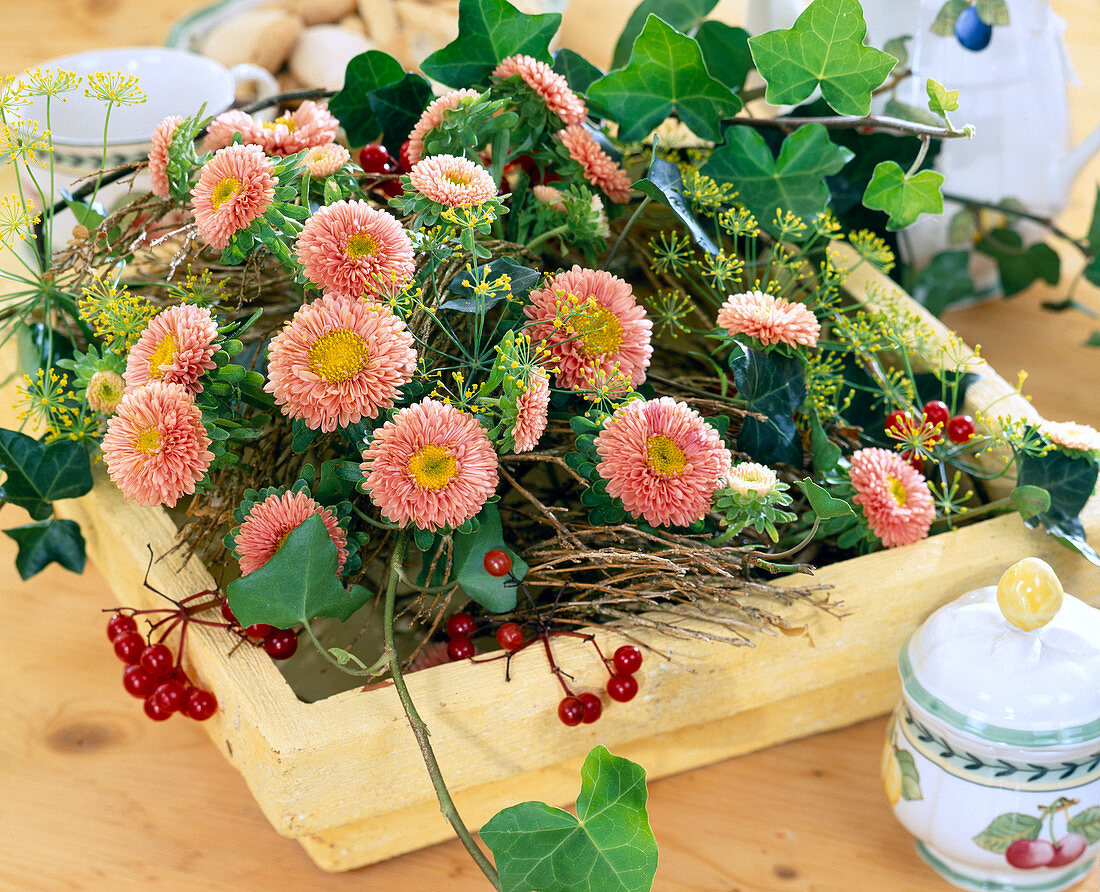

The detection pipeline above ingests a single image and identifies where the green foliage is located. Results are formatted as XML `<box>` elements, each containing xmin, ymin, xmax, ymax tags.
<box><xmin>482</xmin><ymin>745</ymin><xmax>658</xmax><ymax>892</ymax></box>
<box><xmin>0</xmin><ymin>428</ymin><xmax>93</xmax><ymax>520</ymax></box>
<box><xmin>442</xmin><ymin>257</ymin><xmax>542</xmax><ymax>312</ymax></box>
<box><xmin>728</xmin><ymin>343</ymin><xmax>806</xmax><ymax>466</ymax></box>
<box><xmin>748</xmin><ymin>0</ymin><xmax>896</xmax><ymax>116</ymax></box>
<box><xmin>1008</xmin><ymin>485</ymin><xmax>1051</xmax><ymax>521</ymax></box>
<box><xmin>449</xmin><ymin>501</ymin><xmax>527</xmax><ymax>612</ymax></box>
<box><xmin>552</xmin><ymin>49</ymin><xmax>604</xmax><ymax>96</ymax></box>
<box><xmin>976</xmin><ymin>229</ymin><xmax>1061</xmax><ymax>297</ymax></box>
<box><xmin>925</xmin><ymin>79</ymin><xmax>959</xmax><ymax>119</ymax></box>
<box><xmin>611</xmin><ymin>0</ymin><xmax>718</xmax><ymax>69</ymax></box>
<box><xmin>694</xmin><ymin>21</ymin><xmax>754</xmax><ymax>92</ymax></box>
<box><xmin>1016</xmin><ymin>448</ymin><xmax>1100</xmax><ymax>565</ymax></box>
<box><xmin>702</xmin><ymin>124</ymin><xmax>852</xmax><ymax>239</ymax></box>
<box><xmin>3</xmin><ymin>518</ymin><xmax>86</xmax><ymax>579</ymax></box>
<box><xmin>912</xmin><ymin>250</ymin><xmax>975</xmax><ymax>316</ymax></box>
<box><xmin>588</xmin><ymin>15</ymin><xmax>741</xmax><ymax>143</ymax></box>
<box><xmin>930</xmin><ymin>0</ymin><xmax>968</xmax><ymax>37</ymax></box>
<box><xmin>975</xmin><ymin>0</ymin><xmax>1010</xmax><ymax>26</ymax></box>
<box><xmin>894</xmin><ymin>749</ymin><xmax>923</xmax><ymax>801</ymax></box>
<box><xmin>795</xmin><ymin>478</ymin><xmax>853</xmax><ymax>519</ymax></box>
<box><xmin>715</xmin><ymin>479</ymin><xmax>795</xmax><ymax>542</ymax></box>
<box><xmin>328</xmin><ymin>51</ymin><xmax>406</xmax><ymax>146</ymax></box>
<box><xmin>567</xmin><ymin>416</ymin><xmax>631</xmax><ymax>526</ymax></box>
<box><xmin>368</xmin><ymin>73</ymin><xmax>435</xmax><ymax>150</ymax></box>
<box><xmin>635</xmin><ymin>153</ymin><xmax>719</xmax><ymax>255</ymax></box>
<box><xmin>1069</xmin><ymin>806</ymin><xmax>1100</xmax><ymax>844</ymax></box>
<box><xmin>862</xmin><ymin>161</ymin><xmax>945</xmax><ymax>231</ymax></box>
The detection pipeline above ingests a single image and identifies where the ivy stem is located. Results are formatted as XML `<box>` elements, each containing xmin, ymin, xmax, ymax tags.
<box><xmin>906</xmin><ymin>135</ymin><xmax>931</xmax><ymax>178</ymax></box>
<box><xmin>728</xmin><ymin>113</ymin><xmax>970</xmax><ymax>140</ymax></box>
<box><xmin>302</xmin><ymin>620</ymin><xmax>389</xmax><ymax>677</ymax></box>
<box><xmin>525</xmin><ymin>222</ymin><xmax>572</xmax><ymax>253</ymax></box>
<box><xmin>383</xmin><ymin>530</ymin><xmax>502</xmax><ymax>890</ymax></box>
<box><xmin>605</xmin><ymin>194</ymin><xmax>651</xmax><ymax>268</ymax></box>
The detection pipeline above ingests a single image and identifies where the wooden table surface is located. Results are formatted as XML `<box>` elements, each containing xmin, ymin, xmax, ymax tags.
<box><xmin>2</xmin><ymin>1</ymin><xmax>1099</xmax><ymax>889</ymax></box>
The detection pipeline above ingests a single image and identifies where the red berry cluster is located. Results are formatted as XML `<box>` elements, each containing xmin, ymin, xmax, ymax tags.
<box><xmin>357</xmin><ymin>141</ymin><xmax>411</xmax><ymax>199</ymax></box>
<box><xmin>220</xmin><ymin>601</ymin><xmax>299</xmax><ymax>660</ymax></box>
<box><xmin>556</xmin><ymin>645</ymin><xmax>643</xmax><ymax>727</ymax></box>
<box><xmin>886</xmin><ymin>400</ymin><xmax>975</xmax><ymax>473</ymax></box>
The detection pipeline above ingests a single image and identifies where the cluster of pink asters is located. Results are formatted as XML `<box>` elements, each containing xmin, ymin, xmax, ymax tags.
<box><xmin>848</xmin><ymin>448</ymin><xmax>935</xmax><ymax>548</ymax></box>
<box><xmin>512</xmin><ymin>368</ymin><xmax>551</xmax><ymax>453</ymax></box>
<box><xmin>409</xmin><ymin>155</ymin><xmax>498</xmax><ymax>208</ymax></box>
<box><xmin>205</xmin><ymin>101</ymin><xmax>338</xmax><ymax>155</ymax></box>
<box><xmin>405</xmin><ymin>88</ymin><xmax>481</xmax><ymax>165</ymax></box>
<box><xmin>716</xmin><ymin>290</ymin><xmax>821</xmax><ymax>349</ymax></box>
<box><xmin>148</xmin><ymin>115</ymin><xmax>183</xmax><ymax>199</ymax></box>
<box><xmin>123</xmin><ymin>304</ymin><xmax>219</xmax><ymax>394</ymax></box>
<box><xmin>492</xmin><ymin>54</ymin><xmax>587</xmax><ymax>125</ymax></box>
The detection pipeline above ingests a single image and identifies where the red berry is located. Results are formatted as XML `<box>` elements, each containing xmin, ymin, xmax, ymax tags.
<box><xmin>263</xmin><ymin>628</ymin><xmax>298</xmax><ymax>660</ymax></box>
<box><xmin>947</xmin><ymin>414</ymin><xmax>975</xmax><ymax>443</ymax></box>
<box><xmin>123</xmin><ymin>664</ymin><xmax>157</xmax><ymax>698</ymax></box>
<box><xmin>220</xmin><ymin>600</ymin><xmax>237</xmax><ymax>625</ymax></box>
<box><xmin>557</xmin><ymin>696</ymin><xmax>585</xmax><ymax>726</ymax></box>
<box><xmin>1005</xmin><ymin>838</ymin><xmax>1055</xmax><ymax>869</ymax></box>
<box><xmin>901</xmin><ymin>450</ymin><xmax>924</xmax><ymax>475</ymax></box>
<box><xmin>113</xmin><ymin>631</ymin><xmax>145</xmax><ymax>664</ymax></box>
<box><xmin>143</xmin><ymin>694</ymin><xmax>172</xmax><ymax>722</ymax></box>
<box><xmin>578</xmin><ymin>692</ymin><xmax>602</xmax><ymax>723</ymax></box>
<box><xmin>184</xmin><ymin>688</ymin><xmax>218</xmax><ymax>721</ymax></box>
<box><xmin>139</xmin><ymin>643</ymin><xmax>174</xmax><ymax>679</ymax></box>
<box><xmin>244</xmin><ymin>623</ymin><xmax>275</xmax><ymax>640</ymax></box>
<box><xmin>607</xmin><ymin>674</ymin><xmax>638</xmax><ymax>702</ymax></box>
<box><xmin>495</xmin><ymin>622</ymin><xmax>524</xmax><ymax>651</ymax></box>
<box><xmin>483</xmin><ymin>548</ymin><xmax>512</xmax><ymax>577</ymax></box>
<box><xmin>885</xmin><ymin>410</ymin><xmax>913</xmax><ymax>437</ymax></box>
<box><xmin>358</xmin><ymin>143</ymin><xmax>393</xmax><ymax>174</ymax></box>
<box><xmin>922</xmin><ymin>400</ymin><xmax>950</xmax><ymax>430</ymax></box>
<box><xmin>398</xmin><ymin>139</ymin><xmax>415</xmax><ymax>172</ymax></box>
<box><xmin>107</xmin><ymin>613</ymin><xmax>137</xmax><ymax>641</ymax></box>
<box><xmin>153</xmin><ymin>679</ymin><xmax>187</xmax><ymax>714</ymax></box>
<box><xmin>447</xmin><ymin>636</ymin><xmax>475</xmax><ymax>661</ymax></box>
<box><xmin>612</xmin><ymin>645</ymin><xmax>643</xmax><ymax>675</ymax></box>
<box><xmin>374</xmin><ymin>179</ymin><xmax>403</xmax><ymax>199</ymax></box>
<box><xmin>446</xmin><ymin>612</ymin><xmax>477</xmax><ymax>639</ymax></box>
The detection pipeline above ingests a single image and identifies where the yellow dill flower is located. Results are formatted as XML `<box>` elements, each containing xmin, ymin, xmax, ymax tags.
<box><xmin>0</xmin><ymin>119</ymin><xmax>51</xmax><ymax>164</ymax></box>
<box><xmin>811</xmin><ymin>210</ymin><xmax>842</xmax><ymax>237</ymax></box>
<box><xmin>649</xmin><ymin>230</ymin><xmax>693</xmax><ymax>274</ymax></box>
<box><xmin>701</xmin><ymin>250</ymin><xmax>744</xmax><ymax>290</ymax></box>
<box><xmin>0</xmin><ymin>195</ymin><xmax>38</xmax><ymax>244</ymax></box>
<box><xmin>78</xmin><ymin>279</ymin><xmax>157</xmax><ymax>353</ymax></box>
<box><xmin>21</xmin><ymin>68</ymin><xmax>81</xmax><ymax>99</ymax></box>
<box><xmin>848</xmin><ymin>229</ymin><xmax>896</xmax><ymax>274</ymax></box>
<box><xmin>719</xmin><ymin>205</ymin><xmax>759</xmax><ymax>238</ymax></box>
<box><xmin>83</xmin><ymin>71</ymin><xmax>146</xmax><ymax>106</ymax></box>
<box><xmin>681</xmin><ymin>168</ymin><xmax>736</xmax><ymax>217</ymax></box>
<box><xmin>646</xmin><ymin>289</ymin><xmax>693</xmax><ymax>338</ymax></box>
<box><xmin>773</xmin><ymin>209</ymin><xmax>807</xmax><ymax>239</ymax></box>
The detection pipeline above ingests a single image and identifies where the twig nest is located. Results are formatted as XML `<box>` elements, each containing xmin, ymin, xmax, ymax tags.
<box><xmin>295</xmin><ymin>0</ymin><xmax>358</xmax><ymax>25</ymax></box>
<box><xmin>200</xmin><ymin>8</ymin><xmax>305</xmax><ymax>74</ymax></box>
<box><xmin>289</xmin><ymin>25</ymin><xmax>375</xmax><ymax>91</ymax></box>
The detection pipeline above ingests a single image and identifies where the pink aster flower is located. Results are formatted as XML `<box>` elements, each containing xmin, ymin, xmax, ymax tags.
<box><xmin>86</xmin><ymin>370</ymin><xmax>125</xmax><ymax>415</ymax></box>
<box><xmin>124</xmin><ymin>303</ymin><xmax>219</xmax><ymax>394</ymax></box>
<box><xmin>102</xmin><ymin>380</ymin><xmax>214</xmax><ymax>508</ymax></box>
<box><xmin>492</xmin><ymin>54</ymin><xmax>587</xmax><ymax>125</ymax></box>
<box><xmin>205</xmin><ymin>101</ymin><xmax>338</xmax><ymax>155</ymax></box>
<box><xmin>406</xmin><ymin>88</ymin><xmax>481</xmax><ymax>165</ymax></box>
<box><xmin>360</xmin><ymin>399</ymin><xmax>499</xmax><ymax>532</ymax></box>
<box><xmin>594</xmin><ymin>397</ymin><xmax>732</xmax><ymax>527</ymax></box>
<box><xmin>533</xmin><ymin>184</ymin><xmax>565</xmax><ymax>211</ymax></box>
<box><xmin>265</xmin><ymin>294</ymin><xmax>417</xmax><ymax>433</ymax></box>
<box><xmin>409</xmin><ymin>154</ymin><xmax>497</xmax><ymax>207</ymax></box>
<box><xmin>556</xmin><ymin>124</ymin><xmax>633</xmax><ymax>204</ymax></box>
<box><xmin>1040</xmin><ymin>420</ymin><xmax>1100</xmax><ymax>454</ymax></box>
<box><xmin>235</xmin><ymin>490</ymin><xmax>349</xmax><ymax>576</ymax></box>
<box><xmin>524</xmin><ymin>266</ymin><xmax>652</xmax><ymax>392</ymax></box>
<box><xmin>848</xmin><ymin>447</ymin><xmax>935</xmax><ymax>548</ymax></box>
<box><xmin>203</xmin><ymin>109</ymin><xmax>265</xmax><ymax>152</ymax></box>
<box><xmin>726</xmin><ymin>462</ymin><xmax>778</xmax><ymax>498</ymax></box>
<box><xmin>717</xmin><ymin>290</ymin><xmax>821</xmax><ymax>348</ymax></box>
<box><xmin>191</xmin><ymin>143</ymin><xmax>277</xmax><ymax>250</ymax></box>
<box><xmin>513</xmin><ymin>368</ymin><xmax>550</xmax><ymax>453</ymax></box>
<box><xmin>296</xmin><ymin>199</ymin><xmax>415</xmax><ymax>298</ymax></box>
<box><xmin>303</xmin><ymin>143</ymin><xmax>350</xmax><ymax>178</ymax></box>
<box><xmin>148</xmin><ymin>115</ymin><xmax>182</xmax><ymax>199</ymax></box>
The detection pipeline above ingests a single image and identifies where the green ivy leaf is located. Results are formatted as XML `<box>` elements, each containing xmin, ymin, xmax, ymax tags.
<box><xmin>226</xmin><ymin>513</ymin><xmax>363</xmax><ymax>628</ymax></box>
<box><xmin>930</xmin><ymin>0</ymin><xmax>968</xmax><ymax>36</ymax></box>
<box><xmin>695</xmin><ymin>21</ymin><xmax>754</xmax><ymax>92</ymax></box>
<box><xmin>975</xmin><ymin>0</ymin><xmax>1010</xmax><ymax>26</ymax></box>
<box><xmin>976</xmin><ymin>229</ymin><xmax>1061</xmax><ymax>297</ymax></box>
<box><xmin>728</xmin><ymin>343</ymin><xmax>805</xmax><ymax>465</ymax></box>
<box><xmin>328</xmin><ymin>51</ymin><xmax>405</xmax><ymax>146</ymax></box>
<box><xmin>450</xmin><ymin>501</ymin><xmax>527</xmax><ymax>612</ymax></box>
<box><xmin>368</xmin><ymin>72</ymin><xmax>434</xmax><ymax>151</ymax></box>
<box><xmin>926</xmin><ymin>78</ymin><xmax>959</xmax><ymax>118</ymax></box>
<box><xmin>552</xmin><ymin>49</ymin><xmax>604</xmax><ymax>96</ymax></box>
<box><xmin>747</xmin><ymin>0</ymin><xmax>896</xmax><ymax>116</ymax></box>
<box><xmin>701</xmin><ymin>123</ymin><xmax>853</xmax><ymax>237</ymax></box>
<box><xmin>1009</xmin><ymin>485</ymin><xmax>1051</xmax><ymax>521</ymax></box>
<box><xmin>420</xmin><ymin>0</ymin><xmax>561</xmax><ymax>88</ymax></box>
<box><xmin>482</xmin><ymin>745</ymin><xmax>658</xmax><ymax>892</ymax></box>
<box><xmin>972</xmin><ymin>813</ymin><xmax>1042</xmax><ymax>854</ymax></box>
<box><xmin>3</xmin><ymin>518</ymin><xmax>86</xmax><ymax>579</ymax></box>
<box><xmin>587</xmin><ymin>15</ymin><xmax>742</xmax><ymax>143</ymax></box>
<box><xmin>895</xmin><ymin>749</ymin><xmax>923</xmax><ymax>801</ymax></box>
<box><xmin>796</xmin><ymin>478</ymin><xmax>853</xmax><ymax>519</ymax></box>
<box><xmin>912</xmin><ymin>250</ymin><xmax>975</xmax><ymax>316</ymax></box>
<box><xmin>1085</xmin><ymin>186</ymin><xmax>1100</xmax><ymax>252</ymax></box>
<box><xmin>611</xmin><ymin>0</ymin><xmax>718</xmax><ymax>69</ymax></box>
<box><xmin>808</xmin><ymin>412</ymin><xmax>842</xmax><ymax>474</ymax></box>
<box><xmin>1016</xmin><ymin>448</ymin><xmax>1100</xmax><ymax>565</ymax></box>
<box><xmin>883</xmin><ymin>35</ymin><xmax>910</xmax><ymax>70</ymax></box>
<box><xmin>862</xmin><ymin>161</ymin><xmax>945</xmax><ymax>231</ymax></box>
<box><xmin>1068</xmin><ymin>806</ymin><xmax>1100</xmax><ymax>844</ymax></box>
<box><xmin>635</xmin><ymin>152</ymin><xmax>719</xmax><ymax>254</ymax></box>
<box><xmin>0</xmin><ymin>428</ymin><xmax>94</xmax><ymax>520</ymax></box>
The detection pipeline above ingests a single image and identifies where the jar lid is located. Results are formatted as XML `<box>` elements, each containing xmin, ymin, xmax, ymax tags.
<box><xmin>901</xmin><ymin>564</ymin><xmax>1100</xmax><ymax>747</ymax></box>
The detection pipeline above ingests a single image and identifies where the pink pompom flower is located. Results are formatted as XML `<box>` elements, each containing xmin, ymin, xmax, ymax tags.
<box><xmin>360</xmin><ymin>399</ymin><xmax>499</xmax><ymax>532</ymax></box>
<box><xmin>190</xmin><ymin>143</ymin><xmax>277</xmax><ymax>250</ymax></box>
<box><xmin>203</xmin><ymin>110</ymin><xmax>265</xmax><ymax>152</ymax></box>
<box><xmin>148</xmin><ymin>115</ymin><xmax>182</xmax><ymax>199</ymax></box>
<box><xmin>717</xmin><ymin>290</ymin><xmax>821</xmax><ymax>349</ymax></box>
<box><xmin>406</xmin><ymin>88</ymin><xmax>481</xmax><ymax>165</ymax></box>
<box><xmin>234</xmin><ymin>490</ymin><xmax>349</xmax><ymax>576</ymax></box>
<box><xmin>123</xmin><ymin>303</ymin><xmax>219</xmax><ymax>394</ymax></box>
<box><xmin>492</xmin><ymin>54</ymin><xmax>587</xmax><ymax>125</ymax></box>
<box><xmin>524</xmin><ymin>265</ymin><xmax>652</xmax><ymax>392</ymax></box>
<box><xmin>532</xmin><ymin>184</ymin><xmax>565</xmax><ymax>211</ymax></box>
<box><xmin>556</xmin><ymin>124</ymin><xmax>633</xmax><ymax>204</ymax></box>
<box><xmin>295</xmin><ymin>199</ymin><xmax>415</xmax><ymax>298</ymax></box>
<box><xmin>408</xmin><ymin>154</ymin><xmax>497</xmax><ymax>208</ymax></box>
<box><xmin>303</xmin><ymin>144</ymin><xmax>350</xmax><ymax>178</ymax></box>
<box><xmin>205</xmin><ymin>101</ymin><xmax>338</xmax><ymax>155</ymax></box>
<box><xmin>594</xmin><ymin>397</ymin><xmax>732</xmax><ymax>527</ymax></box>
<box><xmin>512</xmin><ymin>368</ymin><xmax>550</xmax><ymax>453</ymax></box>
<box><xmin>265</xmin><ymin>294</ymin><xmax>417</xmax><ymax>433</ymax></box>
<box><xmin>102</xmin><ymin>380</ymin><xmax>214</xmax><ymax>508</ymax></box>
<box><xmin>848</xmin><ymin>447</ymin><xmax>935</xmax><ymax>548</ymax></box>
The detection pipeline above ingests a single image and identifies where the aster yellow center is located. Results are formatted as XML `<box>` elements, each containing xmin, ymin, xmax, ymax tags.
<box><xmin>263</xmin><ymin>115</ymin><xmax>297</xmax><ymax>132</ymax></box>
<box><xmin>345</xmin><ymin>232</ymin><xmax>380</xmax><ymax>259</ymax></box>
<box><xmin>888</xmin><ymin>476</ymin><xmax>908</xmax><ymax>506</ymax></box>
<box><xmin>211</xmin><ymin>176</ymin><xmax>241</xmax><ymax>210</ymax></box>
<box><xmin>445</xmin><ymin>169</ymin><xmax>474</xmax><ymax>186</ymax></box>
<box><xmin>308</xmin><ymin>329</ymin><xmax>370</xmax><ymax>383</ymax></box>
<box><xmin>275</xmin><ymin>529</ymin><xmax>292</xmax><ymax>552</ymax></box>
<box><xmin>571</xmin><ymin>298</ymin><xmax>622</xmax><ymax>357</ymax></box>
<box><xmin>134</xmin><ymin>426</ymin><xmax>160</xmax><ymax>455</ymax></box>
<box><xmin>148</xmin><ymin>334</ymin><xmax>177</xmax><ymax>377</ymax></box>
<box><xmin>646</xmin><ymin>435</ymin><xmax>686</xmax><ymax>477</ymax></box>
<box><xmin>408</xmin><ymin>444</ymin><xmax>457</xmax><ymax>490</ymax></box>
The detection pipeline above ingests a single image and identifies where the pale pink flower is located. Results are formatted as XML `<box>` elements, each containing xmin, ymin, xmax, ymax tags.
<box><xmin>86</xmin><ymin>370</ymin><xmax>125</xmax><ymax>415</ymax></box>
<box><xmin>492</xmin><ymin>54</ymin><xmax>587</xmax><ymax>125</ymax></box>
<box><xmin>234</xmin><ymin>490</ymin><xmax>349</xmax><ymax>576</ymax></box>
<box><xmin>303</xmin><ymin>143</ymin><xmax>350</xmax><ymax>178</ymax></box>
<box><xmin>102</xmin><ymin>381</ymin><xmax>214</xmax><ymax>508</ymax></box>
<box><xmin>556</xmin><ymin>124</ymin><xmax>633</xmax><ymax>204</ymax></box>
<box><xmin>513</xmin><ymin>368</ymin><xmax>550</xmax><ymax>453</ymax></box>
<box><xmin>296</xmin><ymin>199</ymin><xmax>415</xmax><ymax>298</ymax></box>
<box><xmin>265</xmin><ymin>294</ymin><xmax>417</xmax><ymax>433</ymax></box>
<box><xmin>124</xmin><ymin>303</ymin><xmax>219</xmax><ymax>394</ymax></box>
<box><xmin>524</xmin><ymin>266</ymin><xmax>652</xmax><ymax>392</ymax></box>
<box><xmin>717</xmin><ymin>290</ymin><xmax>820</xmax><ymax>348</ymax></box>
<box><xmin>406</xmin><ymin>88</ymin><xmax>481</xmax><ymax>165</ymax></box>
<box><xmin>360</xmin><ymin>399</ymin><xmax>499</xmax><ymax>532</ymax></box>
<box><xmin>204</xmin><ymin>110</ymin><xmax>266</xmax><ymax>152</ymax></box>
<box><xmin>148</xmin><ymin>115</ymin><xmax>182</xmax><ymax>199</ymax></box>
<box><xmin>849</xmin><ymin>447</ymin><xmax>935</xmax><ymax>548</ymax></box>
<box><xmin>1040</xmin><ymin>420</ymin><xmax>1100</xmax><ymax>454</ymax></box>
<box><xmin>205</xmin><ymin>101</ymin><xmax>338</xmax><ymax>155</ymax></box>
<box><xmin>409</xmin><ymin>154</ymin><xmax>497</xmax><ymax>207</ymax></box>
<box><xmin>190</xmin><ymin>143</ymin><xmax>277</xmax><ymax>250</ymax></box>
<box><xmin>594</xmin><ymin>397</ymin><xmax>732</xmax><ymax>527</ymax></box>
<box><xmin>726</xmin><ymin>462</ymin><xmax>778</xmax><ymax>498</ymax></box>
<box><xmin>533</xmin><ymin>184</ymin><xmax>565</xmax><ymax>211</ymax></box>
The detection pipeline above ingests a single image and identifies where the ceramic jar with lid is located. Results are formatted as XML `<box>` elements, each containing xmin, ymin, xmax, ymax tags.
<box><xmin>884</xmin><ymin>558</ymin><xmax>1100</xmax><ymax>891</ymax></box>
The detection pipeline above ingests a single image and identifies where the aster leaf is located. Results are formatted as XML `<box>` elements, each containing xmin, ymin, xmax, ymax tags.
<box><xmin>611</xmin><ymin>0</ymin><xmax>718</xmax><ymax>69</ymax></box>
<box><xmin>862</xmin><ymin>161</ymin><xmax>944</xmax><ymax>231</ymax></box>
<box><xmin>588</xmin><ymin>15</ymin><xmax>741</xmax><ymax>143</ymax></box>
<box><xmin>636</xmin><ymin>151</ymin><xmax>719</xmax><ymax>255</ymax></box>
<box><xmin>329</xmin><ymin>51</ymin><xmax>406</xmax><ymax>146</ymax></box>
<box><xmin>0</xmin><ymin>428</ymin><xmax>93</xmax><ymax>520</ymax></box>
<box><xmin>747</xmin><ymin>0</ymin><xmax>896</xmax><ymax>116</ymax></box>
<box><xmin>795</xmin><ymin>478</ymin><xmax>853</xmax><ymax>519</ymax></box>
<box><xmin>3</xmin><ymin>518</ymin><xmax>86</xmax><ymax>580</ymax></box>
<box><xmin>450</xmin><ymin>501</ymin><xmax>527</xmax><ymax>612</ymax></box>
<box><xmin>481</xmin><ymin>745</ymin><xmax>658</xmax><ymax>892</ymax></box>
<box><xmin>420</xmin><ymin>0</ymin><xmax>561</xmax><ymax>88</ymax></box>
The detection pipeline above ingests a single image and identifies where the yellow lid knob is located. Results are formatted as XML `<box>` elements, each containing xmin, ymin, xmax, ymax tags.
<box><xmin>996</xmin><ymin>557</ymin><xmax>1064</xmax><ymax>632</ymax></box>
